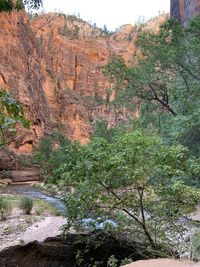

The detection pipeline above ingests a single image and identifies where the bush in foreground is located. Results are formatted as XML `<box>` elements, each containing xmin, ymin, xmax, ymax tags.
<box><xmin>19</xmin><ymin>196</ymin><xmax>33</xmax><ymax>215</ymax></box>
<box><xmin>63</xmin><ymin>131</ymin><xmax>199</xmax><ymax>255</ymax></box>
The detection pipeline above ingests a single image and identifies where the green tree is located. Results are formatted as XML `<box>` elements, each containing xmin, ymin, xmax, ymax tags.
<box><xmin>0</xmin><ymin>0</ymin><xmax>42</xmax><ymax>12</ymax></box>
<box><xmin>105</xmin><ymin>17</ymin><xmax>200</xmax><ymax>159</ymax></box>
<box><xmin>0</xmin><ymin>89</ymin><xmax>29</xmax><ymax>147</ymax></box>
<box><xmin>102</xmin><ymin>24</ymin><xmax>109</xmax><ymax>35</ymax></box>
<box><xmin>92</xmin><ymin>120</ymin><xmax>126</xmax><ymax>143</ymax></box>
<box><xmin>105</xmin><ymin>20</ymin><xmax>186</xmax><ymax>118</ymax></box>
<box><xmin>162</xmin><ymin>17</ymin><xmax>200</xmax><ymax>158</ymax></box>
<box><xmin>104</xmin><ymin>18</ymin><xmax>199</xmax><ymax>118</ymax></box>
<box><xmin>34</xmin><ymin>134</ymin><xmax>79</xmax><ymax>183</ymax></box>
<box><xmin>63</xmin><ymin>131</ymin><xmax>199</xmax><ymax>253</ymax></box>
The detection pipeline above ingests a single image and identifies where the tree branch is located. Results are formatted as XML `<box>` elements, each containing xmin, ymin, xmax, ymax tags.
<box><xmin>148</xmin><ymin>83</ymin><xmax>177</xmax><ymax>116</ymax></box>
<box><xmin>177</xmin><ymin>61</ymin><xmax>200</xmax><ymax>82</ymax></box>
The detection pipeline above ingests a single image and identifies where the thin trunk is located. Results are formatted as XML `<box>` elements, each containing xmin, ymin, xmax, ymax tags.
<box><xmin>96</xmin><ymin>177</ymin><xmax>157</xmax><ymax>249</ymax></box>
<box><xmin>138</xmin><ymin>188</ymin><xmax>156</xmax><ymax>249</ymax></box>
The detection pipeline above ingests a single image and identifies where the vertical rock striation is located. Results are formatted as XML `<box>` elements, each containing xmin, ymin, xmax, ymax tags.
<box><xmin>0</xmin><ymin>11</ymin><xmax>166</xmax><ymax>153</ymax></box>
<box><xmin>171</xmin><ymin>0</ymin><xmax>200</xmax><ymax>25</ymax></box>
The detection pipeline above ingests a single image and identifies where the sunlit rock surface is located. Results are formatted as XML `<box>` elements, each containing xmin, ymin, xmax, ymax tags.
<box><xmin>0</xmin><ymin>11</ymin><xmax>166</xmax><ymax>153</ymax></box>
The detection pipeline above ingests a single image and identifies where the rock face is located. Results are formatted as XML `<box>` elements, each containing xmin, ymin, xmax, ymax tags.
<box><xmin>0</xmin><ymin>234</ymin><xmax>144</xmax><ymax>267</ymax></box>
<box><xmin>0</xmin><ymin>170</ymin><xmax>39</xmax><ymax>184</ymax></box>
<box><xmin>171</xmin><ymin>0</ymin><xmax>200</xmax><ymax>24</ymax></box>
<box><xmin>123</xmin><ymin>259</ymin><xmax>198</xmax><ymax>267</ymax></box>
<box><xmin>0</xmin><ymin>11</ymin><xmax>53</xmax><ymax>154</ymax></box>
<box><xmin>0</xmin><ymin>11</ymin><xmax>136</xmax><ymax>153</ymax></box>
<box><xmin>0</xmin><ymin>231</ymin><xmax>179</xmax><ymax>267</ymax></box>
<box><xmin>0</xmin><ymin>237</ymin><xmax>74</xmax><ymax>267</ymax></box>
<box><xmin>9</xmin><ymin>170</ymin><xmax>39</xmax><ymax>182</ymax></box>
<box><xmin>0</xmin><ymin>11</ymin><xmax>167</xmax><ymax>154</ymax></box>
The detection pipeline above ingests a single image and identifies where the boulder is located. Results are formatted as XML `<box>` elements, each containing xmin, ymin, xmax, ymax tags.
<box><xmin>0</xmin><ymin>179</ymin><xmax>12</xmax><ymax>185</ymax></box>
<box><xmin>123</xmin><ymin>259</ymin><xmax>198</xmax><ymax>267</ymax></box>
<box><xmin>0</xmin><ymin>233</ymin><xmax>150</xmax><ymax>267</ymax></box>
<box><xmin>0</xmin><ymin>237</ymin><xmax>75</xmax><ymax>267</ymax></box>
<box><xmin>10</xmin><ymin>170</ymin><xmax>39</xmax><ymax>182</ymax></box>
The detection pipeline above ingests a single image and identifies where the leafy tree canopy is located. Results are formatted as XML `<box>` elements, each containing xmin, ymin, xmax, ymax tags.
<box><xmin>34</xmin><ymin>133</ymin><xmax>73</xmax><ymax>183</ymax></box>
<box><xmin>105</xmin><ymin>17</ymin><xmax>200</xmax><ymax>115</ymax></box>
<box><xmin>0</xmin><ymin>0</ymin><xmax>42</xmax><ymax>12</ymax></box>
<box><xmin>62</xmin><ymin>131</ymin><xmax>199</xmax><ymax>252</ymax></box>
<box><xmin>104</xmin><ymin>17</ymin><xmax>200</xmax><ymax>159</ymax></box>
<box><xmin>0</xmin><ymin>89</ymin><xmax>29</xmax><ymax>147</ymax></box>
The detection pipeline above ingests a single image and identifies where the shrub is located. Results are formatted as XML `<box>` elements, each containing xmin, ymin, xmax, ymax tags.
<box><xmin>190</xmin><ymin>232</ymin><xmax>200</xmax><ymax>261</ymax></box>
<box><xmin>19</xmin><ymin>196</ymin><xmax>33</xmax><ymax>215</ymax></box>
<box><xmin>0</xmin><ymin>196</ymin><xmax>12</xmax><ymax>219</ymax></box>
<box><xmin>64</xmin><ymin>131</ymin><xmax>199</xmax><ymax>255</ymax></box>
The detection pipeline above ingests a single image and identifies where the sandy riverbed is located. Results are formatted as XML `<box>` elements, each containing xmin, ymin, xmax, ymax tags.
<box><xmin>0</xmin><ymin>215</ymin><xmax>67</xmax><ymax>251</ymax></box>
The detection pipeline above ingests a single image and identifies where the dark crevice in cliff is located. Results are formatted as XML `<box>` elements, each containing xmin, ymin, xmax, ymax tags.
<box><xmin>0</xmin><ymin>73</ymin><xmax>8</xmax><ymax>86</ymax></box>
<box><xmin>73</xmin><ymin>55</ymin><xmax>78</xmax><ymax>91</ymax></box>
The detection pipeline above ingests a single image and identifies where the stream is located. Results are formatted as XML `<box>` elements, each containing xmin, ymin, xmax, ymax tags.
<box><xmin>0</xmin><ymin>184</ymin><xmax>199</xmax><ymax>260</ymax></box>
<box><xmin>0</xmin><ymin>184</ymin><xmax>66</xmax><ymax>213</ymax></box>
<box><xmin>0</xmin><ymin>184</ymin><xmax>117</xmax><ymax>229</ymax></box>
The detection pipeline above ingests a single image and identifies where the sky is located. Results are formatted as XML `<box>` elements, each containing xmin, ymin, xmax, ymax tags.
<box><xmin>39</xmin><ymin>0</ymin><xmax>170</xmax><ymax>31</ymax></box>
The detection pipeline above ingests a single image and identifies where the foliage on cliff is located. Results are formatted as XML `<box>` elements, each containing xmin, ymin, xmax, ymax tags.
<box><xmin>0</xmin><ymin>89</ymin><xmax>29</xmax><ymax>147</ymax></box>
<box><xmin>105</xmin><ymin>17</ymin><xmax>200</xmax><ymax>160</ymax></box>
<box><xmin>32</xmin><ymin>16</ymin><xmax>200</xmax><ymax>262</ymax></box>
<box><xmin>0</xmin><ymin>0</ymin><xmax>42</xmax><ymax>12</ymax></box>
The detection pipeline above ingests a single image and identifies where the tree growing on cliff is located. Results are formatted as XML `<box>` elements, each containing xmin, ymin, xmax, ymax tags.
<box><xmin>0</xmin><ymin>0</ymin><xmax>42</xmax><ymax>12</ymax></box>
<box><xmin>104</xmin><ymin>17</ymin><xmax>200</xmax><ymax>161</ymax></box>
<box><xmin>104</xmin><ymin>18</ymin><xmax>200</xmax><ymax>117</ymax></box>
<box><xmin>62</xmin><ymin>131</ymin><xmax>199</xmax><ymax>254</ymax></box>
<box><xmin>104</xmin><ymin>19</ymin><xmax>186</xmax><ymax>118</ymax></box>
<box><xmin>34</xmin><ymin>132</ymin><xmax>72</xmax><ymax>182</ymax></box>
<box><xmin>0</xmin><ymin>89</ymin><xmax>29</xmax><ymax>147</ymax></box>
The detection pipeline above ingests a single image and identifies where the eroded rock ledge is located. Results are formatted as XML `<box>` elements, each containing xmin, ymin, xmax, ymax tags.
<box><xmin>0</xmin><ymin>237</ymin><xmax>73</xmax><ymax>267</ymax></box>
<box><xmin>0</xmin><ymin>232</ymin><xmax>170</xmax><ymax>267</ymax></box>
<box><xmin>1</xmin><ymin>232</ymin><xmax>198</xmax><ymax>267</ymax></box>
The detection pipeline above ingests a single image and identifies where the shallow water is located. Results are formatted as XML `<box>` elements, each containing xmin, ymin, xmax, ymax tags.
<box><xmin>0</xmin><ymin>184</ymin><xmax>66</xmax><ymax>213</ymax></box>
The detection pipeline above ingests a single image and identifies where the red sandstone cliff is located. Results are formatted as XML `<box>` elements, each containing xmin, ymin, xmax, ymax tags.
<box><xmin>0</xmin><ymin>11</ymin><xmax>167</xmax><ymax>154</ymax></box>
<box><xmin>171</xmin><ymin>0</ymin><xmax>200</xmax><ymax>24</ymax></box>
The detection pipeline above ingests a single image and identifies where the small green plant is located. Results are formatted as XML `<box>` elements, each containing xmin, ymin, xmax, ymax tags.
<box><xmin>120</xmin><ymin>258</ymin><xmax>133</xmax><ymax>265</ymax></box>
<box><xmin>0</xmin><ymin>170</ymin><xmax>11</xmax><ymax>178</ymax></box>
<box><xmin>18</xmin><ymin>239</ymin><xmax>25</xmax><ymax>245</ymax></box>
<box><xmin>0</xmin><ymin>196</ymin><xmax>12</xmax><ymax>220</ymax></box>
<box><xmin>4</xmin><ymin>225</ymin><xmax>15</xmax><ymax>234</ymax></box>
<box><xmin>75</xmin><ymin>250</ymin><xmax>84</xmax><ymax>266</ymax></box>
<box><xmin>190</xmin><ymin>232</ymin><xmax>200</xmax><ymax>262</ymax></box>
<box><xmin>19</xmin><ymin>196</ymin><xmax>33</xmax><ymax>215</ymax></box>
<box><xmin>107</xmin><ymin>255</ymin><xmax>118</xmax><ymax>267</ymax></box>
<box><xmin>5</xmin><ymin>223</ymin><xmax>26</xmax><ymax>234</ymax></box>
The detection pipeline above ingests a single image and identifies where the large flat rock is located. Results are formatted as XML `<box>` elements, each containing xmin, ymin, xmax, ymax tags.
<box><xmin>10</xmin><ymin>170</ymin><xmax>39</xmax><ymax>182</ymax></box>
<box><xmin>123</xmin><ymin>259</ymin><xmax>199</xmax><ymax>267</ymax></box>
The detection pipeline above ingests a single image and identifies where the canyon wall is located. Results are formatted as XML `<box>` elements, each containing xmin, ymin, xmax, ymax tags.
<box><xmin>0</xmin><ymin>11</ymin><xmax>166</xmax><ymax>154</ymax></box>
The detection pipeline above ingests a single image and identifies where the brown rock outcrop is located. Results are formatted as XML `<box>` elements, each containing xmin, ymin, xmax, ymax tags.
<box><xmin>0</xmin><ymin>237</ymin><xmax>74</xmax><ymax>267</ymax></box>
<box><xmin>0</xmin><ymin>232</ymin><xmax>181</xmax><ymax>267</ymax></box>
<box><xmin>171</xmin><ymin>0</ymin><xmax>200</xmax><ymax>25</ymax></box>
<box><xmin>0</xmin><ymin>11</ymin><xmax>52</xmax><ymax>153</ymax></box>
<box><xmin>0</xmin><ymin>234</ymin><xmax>143</xmax><ymax>267</ymax></box>
<box><xmin>9</xmin><ymin>170</ymin><xmax>39</xmax><ymax>182</ymax></box>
